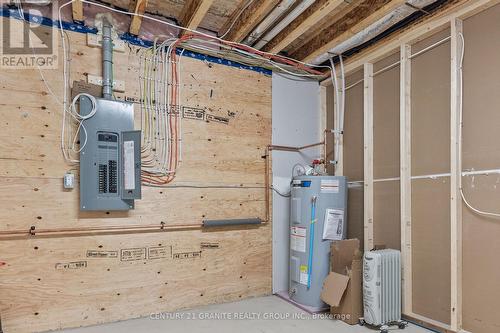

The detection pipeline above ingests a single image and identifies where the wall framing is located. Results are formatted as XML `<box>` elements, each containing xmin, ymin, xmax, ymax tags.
<box><xmin>320</xmin><ymin>1</ymin><xmax>500</xmax><ymax>332</ymax></box>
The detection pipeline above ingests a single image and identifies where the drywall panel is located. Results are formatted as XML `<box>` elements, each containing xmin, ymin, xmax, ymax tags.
<box><xmin>410</xmin><ymin>31</ymin><xmax>451</xmax><ymax>325</ymax></box>
<box><xmin>0</xmin><ymin>19</ymin><xmax>272</xmax><ymax>333</ymax></box>
<box><xmin>373</xmin><ymin>53</ymin><xmax>400</xmax><ymax>250</ymax></box>
<box><xmin>411</xmin><ymin>178</ymin><xmax>451</xmax><ymax>325</ymax></box>
<box><xmin>411</xmin><ymin>30</ymin><xmax>450</xmax><ymax>176</ymax></box>
<box><xmin>461</xmin><ymin>4</ymin><xmax>500</xmax><ymax>333</ymax></box>
<box><xmin>271</xmin><ymin>74</ymin><xmax>320</xmax><ymax>293</ymax></box>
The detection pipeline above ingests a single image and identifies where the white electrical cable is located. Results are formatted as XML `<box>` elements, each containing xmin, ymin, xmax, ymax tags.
<box><xmin>48</xmin><ymin>0</ymin><xmax>336</xmax><ymax>167</ymax></box>
<box><xmin>458</xmin><ymin>32</ymin><xmax>500</xmax><ymax>218</ymax></box>
<box><xmin>56</xmin><ymin>0</ymin><xmax>331</xmax><ymax>73</ymax></box>
<box><xmin>329</xmin><ymin>55</ymin><xmax>346</xmax><ymax>167</ymax></box>
<box><xmin>68</xmin><ymin>93</ymin><xmax>98</xmax><ymax>153</ymax></box>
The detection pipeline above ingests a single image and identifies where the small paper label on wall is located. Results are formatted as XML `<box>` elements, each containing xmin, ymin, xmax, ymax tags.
<box><xmin>299</xmin><ymin>265</ymin><xmax>308</xmax><ymax>285</ymax></box>
<box><xmin>320</xmin><ymin>179</ymin><xmax>339</xmax><ymax>193</ymax></box>
<box><xmin>290</xmin><ymin>226</ymin><xmax>306</xmax><ymax>253</ymax></box>
<box><xmin>322</xmin><ymin>209</ymin><xmax>344</xmax><ymax>240</ymax></box>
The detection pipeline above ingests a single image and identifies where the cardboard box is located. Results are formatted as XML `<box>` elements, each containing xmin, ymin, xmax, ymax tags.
<box><xmin>320</xmin><ymin>239</ymin><xmax>363</xmax><ymax>325</ymax></box>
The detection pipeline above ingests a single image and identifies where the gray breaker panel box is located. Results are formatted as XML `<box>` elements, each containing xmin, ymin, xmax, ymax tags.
<box><xmin>79</xmin><ymin>96</ymin><xmax>140</xmax><ymax>211</ymax></box>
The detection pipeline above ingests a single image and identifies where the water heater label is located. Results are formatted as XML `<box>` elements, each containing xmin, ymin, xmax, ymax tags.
<box><xmin>290</xmin><ymin>226</ymin><xmax>306</xmax><ymax>253</ymax></box>
<box><xmin>299</xmin><ymin>265</ymin><xmax>308</xmax><ymax>285</ymax></box>
<box><xmin>322</xmin><ymin>209</ymin><xmax>344</xmax><ymax>240</ymax></box>
<box><xmin>320</xmin><ymin>179</ymin><xmax>339</xmax><ymax>193</ymax></box>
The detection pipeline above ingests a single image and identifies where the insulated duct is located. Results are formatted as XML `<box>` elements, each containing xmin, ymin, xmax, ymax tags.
<box><xmin>311</xmin><ymin>0</ymin><xmax>438</xmax><ymax>65</ymax></box>
<box><xmin>244</xmin><ymin>0</ymin><xmax>298</xmax><ymax>46</ymax></box>
<box><xmin>253</xmin><ymin>0</ymin><xmax>315</xmax><ymax>49</ymax></box>
<box><xmin>203</xmin><ymin>218</ymin><xmax>262</xmax><ymax>227</ymax></box>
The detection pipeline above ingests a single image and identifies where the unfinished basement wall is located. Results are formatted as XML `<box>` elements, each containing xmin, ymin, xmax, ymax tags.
<box><xmin>0</xmin><ymin>17</ymin><xmax>272</xmax><ymax>333</ymax></box>
<box><xmin>324</xmin><ymin>3</ymin><xmax>500</xmax><ymax>331</ymax></box>
<box><xmin>461</xmin><ymin>5</ymin><xmax>500</xmax><ymax>333</ymax></box>
<box><xmin>410</xmin><ymin>29</ymin><xmax>452</xmax><ymax>325</ymax></box>
<box><xmin>373</xmin><ymin>53</ymin><xmax>401</xmax><ymax>251</ymax></box>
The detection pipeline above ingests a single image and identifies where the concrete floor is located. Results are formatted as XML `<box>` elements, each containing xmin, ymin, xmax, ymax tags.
<box><xmin>58</xmin><ymin>295</ymin><xmax>431</xmax><ymax>333</ymax></box>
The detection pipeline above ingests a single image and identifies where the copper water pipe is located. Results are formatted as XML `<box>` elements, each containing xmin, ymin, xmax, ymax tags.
<box><xmin>0</xmin><ymin>140</ymin><xmax>328</xmax><ymax>239</ymax></box>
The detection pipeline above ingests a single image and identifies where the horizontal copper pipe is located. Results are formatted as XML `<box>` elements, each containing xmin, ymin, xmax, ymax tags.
<box><xmin>0</xmin><ymin>221</ymin><xmax>269</xmax><ymax>239</ymax></box>
<box><xmin>268</xmin><ymin>141</ymin><xmax>324</xmax><ymax>152</ymax></box>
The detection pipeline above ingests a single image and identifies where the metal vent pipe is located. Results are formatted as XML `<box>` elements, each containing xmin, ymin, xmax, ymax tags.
<box><xmin>102</xmin><ymin>17</ymin><xmax>113</xmax><ymax>99</ymax></box>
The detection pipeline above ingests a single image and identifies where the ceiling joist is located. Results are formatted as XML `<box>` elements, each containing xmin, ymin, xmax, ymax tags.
<box><xmin>262</xmin><ymin>0</ymin><xmax>346</xmax><ymax>53</ymax></box>
<box><xmin>292</xmin><ymin>0</ymin><xmax>407</xmax><ymax>63</ymax></box>
<box><xmin>129</xmin><ymin>0</ymin><xmax>148</xmax><ymax>36</ymax></box>
<box><xmin>72</xmin><ymin>0</ymin><xmax>84</xmax><ymax>22</ymax></box>
<box><xmin>219</xmin><ymin>0</ymin><xmax>281</xmax><ymax>42</ymax></box>
<box><xmin>179</xmin><ymin>0</ymin><xmax>216</xmax><ymax>33</ymax></box>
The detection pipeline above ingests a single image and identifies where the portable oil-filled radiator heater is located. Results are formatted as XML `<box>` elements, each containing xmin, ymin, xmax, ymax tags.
<box><xmin>360</xmin><ymin>249</ymin><xmax>408</xmax><ymax>333</ymax></box>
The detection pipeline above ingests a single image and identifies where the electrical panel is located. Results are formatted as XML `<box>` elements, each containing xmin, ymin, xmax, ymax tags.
<box><xmin>79</xmin><ymin>96</ymin><xmax>141</xmax><ymax>211</ymax></box>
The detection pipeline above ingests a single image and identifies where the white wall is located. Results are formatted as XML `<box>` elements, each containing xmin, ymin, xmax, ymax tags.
<box><xmin>272</xmin><ymin>74</ymin><xmax>321</xmax><ymax>293</ymax></box>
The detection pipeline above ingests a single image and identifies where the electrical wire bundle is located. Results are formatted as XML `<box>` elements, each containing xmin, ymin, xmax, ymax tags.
<box><xmin>177</xmin><ymin>34</ymin><xmax>327</xmax><ymax>78</ymax></box>
<box><xmin>139</xmin><ymin>36</ymin><xmax>191</xmax><ymax>186</ymax></box>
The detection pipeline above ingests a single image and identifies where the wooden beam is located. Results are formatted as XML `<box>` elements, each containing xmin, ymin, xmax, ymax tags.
<box><xmin>399</xmin><ymin>43</ymin><xmax>412</xmax><ymax>316</ymax></box>
<box><xmin>72</xmin><ymin>0</ymin><xmax>84</xmax><ymax>22</ymax></box>
<box><xmin>129</xmin><ymin>0</ymin><xmax>148</xmax><ymax>36</ymax></box>
<box><xmin>363</xmin><ymin>62</ymin><xmax>374</xmax><ymax>251</ymax></box>
<box><xmin>262</xmin><ymin>0</ymin><xmax>345</xmax><ymax>53</ymax></box>
<box><xmin>179</xmin><ymin>0</ymin><xmax>215</xmax><ymax>33</ymax></box>
<box><xmin>450</xmin><ymin>16</ymin><xmax>463</xmax><ymax>333</ymax></box>
<box><xmin>291</xmin><ymin>0</ymin><xmax>407</xmax><ymax>63</ymax></box>
<box><xmin>219</xmin><ymin>0</ymin><xmax>281</xmax><ymax>42</ymax></box>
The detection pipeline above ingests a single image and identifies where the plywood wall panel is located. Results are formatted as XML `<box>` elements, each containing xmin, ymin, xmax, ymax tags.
<box><xmin>461</xmin><ymin>4</ymin><xmax>500</xmax><ymax>332</ymax></box>
<box><xmin>0</xmin><ymin>227</ymin><xmax>271</xmax><ymax>333</ymax></box>
<box><xmin>0</xmin><ymin>18</ymin><xmax>272</xmax><ymax>332</ymax></box>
